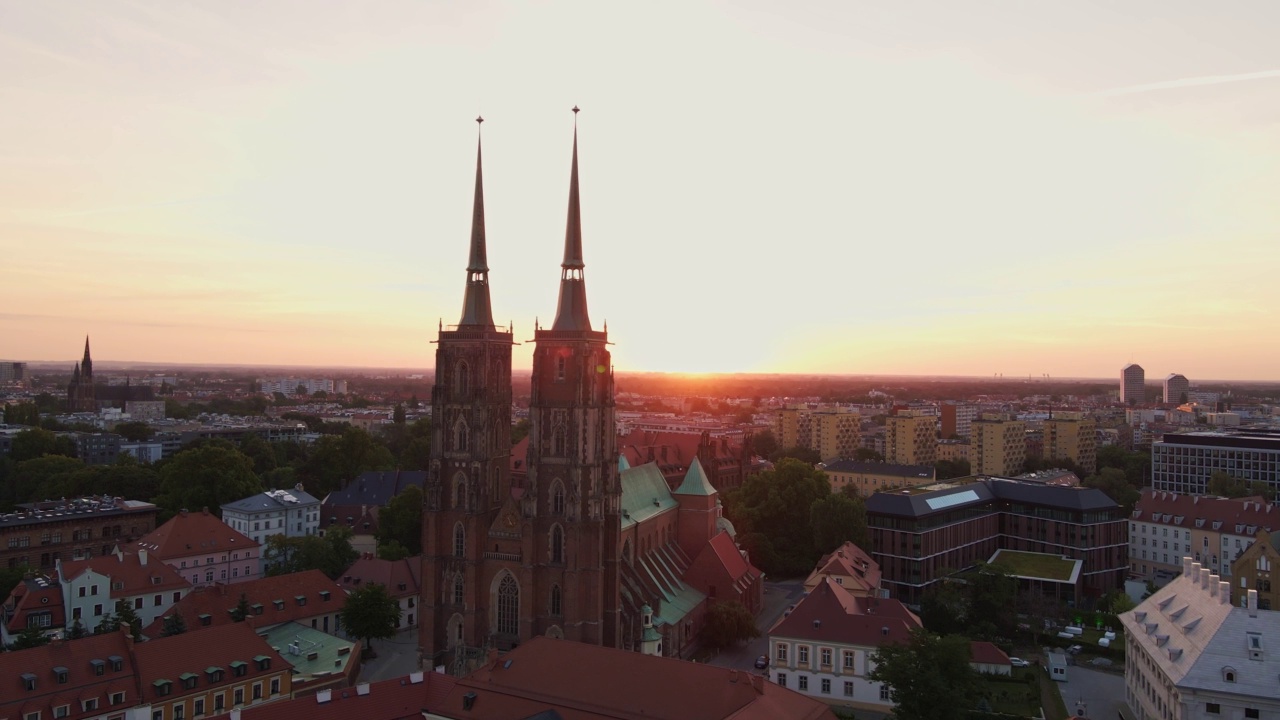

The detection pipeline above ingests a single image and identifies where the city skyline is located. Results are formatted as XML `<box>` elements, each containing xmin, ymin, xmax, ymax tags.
<box><xmin>4</xmin><ymin>2</ymin><xmax>1280</xmax><ymax>380</ymax></box>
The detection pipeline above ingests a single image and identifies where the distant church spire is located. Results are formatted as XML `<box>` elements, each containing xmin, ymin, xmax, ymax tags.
<box><xmin>81</xmin><ymin>336</ymin><xmax>92</xmax><ymax>377</ymax></box>
<box><xmin>551</xmin><ymin>107</ymin><xmax>592</xmax><ymax>333</ymax></box>
<box><xmin>458</xmin><ymin>116</ymin><xmax>495</xmax><ymax>328</ymax></box>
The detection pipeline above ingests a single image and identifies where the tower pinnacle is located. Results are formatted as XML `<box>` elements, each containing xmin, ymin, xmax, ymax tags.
<box><xmin>458</xmin><ymin>116</ymin><xmax>495</xmax><ymax>328</ymax></box>
<box><xmin>551</xmin><ymin>107</ymin><xmax>592</xmax><ymax>332</ymax></box>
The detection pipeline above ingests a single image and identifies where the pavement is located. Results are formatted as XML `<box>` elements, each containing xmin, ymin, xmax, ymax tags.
<box><xmin>358</xmin><ymin>626</ymin><xmax>423</xmax><ymax>682</ymax></box>
<box><xmin>708</xmin><ymin>580</ymin><xmax>807</xmax><ymax>672</ymax></box>
<box><xmin>1054</xmin><ymin>664</ymin><xmax>1129</xmax><ymax>720</ymax></box>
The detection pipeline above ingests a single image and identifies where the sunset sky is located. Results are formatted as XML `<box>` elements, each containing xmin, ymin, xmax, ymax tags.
<box><xmin>3</xmin><ymin>1</ymin><xmax>1279</xmax><ymax>380</ymax></box>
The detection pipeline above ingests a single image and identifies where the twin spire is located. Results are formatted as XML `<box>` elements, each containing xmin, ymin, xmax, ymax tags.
<box><xmin>456</xmin><ymin>109</ymin><xmax>592</xmax><ymax>333</ymax></box>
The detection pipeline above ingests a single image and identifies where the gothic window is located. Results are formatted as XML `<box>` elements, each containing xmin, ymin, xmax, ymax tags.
<box><xmin>551</xmin><ymin>525</ymin><xmax>565</xmax><ymax>564</ymax></box>
<box><xmin>550</xmin><ymin>584</ymin><xmax>562</xmax><ymax>616</ymax></box>
<box><xmin>456</xmin><ymin>361</ymin><xmax>470</xmax><ymax>396</ymax></box>
<box><xmin>496</xmin><ymin>574</ymin><xmax>519</xmax><ymax>636</ymax></box>
<box><xmin>453</xmin><ymin>417</ymin><xmax>470</xmax><ymax>453</ymax></box>
<box><xmin>552</xmin><ymin>427</ymin><xmax>566</xmax><ymax>457</ymax></box>
<box><xmin>622</xmin><ymin>539</ymin><xmax>633</xmax><ymax>565</ymax></box>
<box><xmin>551</xmin><ymin>481</ymin><xmax>565</xmax><ymax>516</ymax></box>
<box><xmin>556</xmin><ymin>356</ymin><xmax>566</xmax><ymax>382</ymax></box>
<box><xmin>453</xmin><ymin>474</ymin><xmax>467</xmax><ymax>509</ymax></box>
<box><xmin>453</xmin><ymin>523</ymin><xmax>465</xmax><ymax>558</ymax></box>
<box><xmin>452</xmin><ymin>573</ymin><xmax>464</xmax><ymax>605</ymax></box>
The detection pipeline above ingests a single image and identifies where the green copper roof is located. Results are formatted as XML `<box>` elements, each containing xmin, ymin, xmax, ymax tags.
<box><xmin>618</xmin><ymin>454</ymin><xmax>631</xmax><ymax>472</ymax></box>
<box><xmin>642</xmin><ymin>625</ymin><xmax>662</xmax><ymax>642</ymax></box>
<box><xmin>673</xmin><ymin>457</ymin><xmax>716</xmax><ymax>496</ymax></box>
<box><xmin>620</xmin><ymin>463</ymin><xmax>677</xmax><ymax>530</ymax></box>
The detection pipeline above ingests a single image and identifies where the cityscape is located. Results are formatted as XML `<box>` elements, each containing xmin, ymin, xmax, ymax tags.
<box><xmin>4</xmin><ymin>3</ymin><xmax>1280</xmax><ymax>720</ymax></box>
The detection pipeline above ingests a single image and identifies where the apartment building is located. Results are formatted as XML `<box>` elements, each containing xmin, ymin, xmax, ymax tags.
<box><xmin>0</xmin><ymin>495</ymin><xmax>158</xmax><ymax>571</ymax></box>
<box><xmin>971</xmin><ymin>414</ymin><xmax>1027</xmax><ymax>476</ymax></box>
<box><xmin>1151</xmin><ymin>431</ymin><xmax>1280</xmax><ymax>499</ymax></box>
<box><xmin>1128</xmin><ymin>490</ymin><xmax>1279</xmax><ymax>585</ymax></box>
<box><xmin>774</xmin><ymin>405</ymin><xmax>860</xmax><ymax>460</ymax></box>
<box><xmin>132</xmin><ymin>507</ymin><xmax>262</xmax><ymax>587</ymax></box>
<box><xmin>58</xmin><ymin>548</ymin><xmax>191</xmax><ymax>632</ymax></box>
<box><xmin>937</xmin><ymin>439</ymin><xmax>969</xmax><ymax>462</ymax></box>
<box><xmin>1121</xmin><ymin>364</ymin><xmax>1146</xmax><ymax>405</ymax></box>
<box><xmin>884</xmin><ymin>411</ymin><xmax>937</xmax><ymax>466</ymax></box>
<box><xmin>940</xmin><ymin>402</ymin><xmax>977</xmax><ymax>439</ymax></box>
<box><xmin>820</xmin><ymin>459</ymin><xmax>935</xmax><ymax>497</ymax></box>
<box><xmin>866</xmin><ymin>477</ymin><xmax>1127</xmax><ymax>606</ymax></box>
<box><xmin>1164</xmin><ymin>374</ymin><xmax>1190</xmax><ymax>405</ymax></box>
<box><xmin>1231</xmin><ymin>529</ymin><xmax>1280</xmax><ymax>610</ymax></box>
<box><xmin>1042</xmin><ymin>412</ymin><xmax>1097</xmax><ymax>475</ymax></box>
<box><xmin>222</xmin><ymin>485</ymin><xmax>322</xmax><ymax>546</ymax></box>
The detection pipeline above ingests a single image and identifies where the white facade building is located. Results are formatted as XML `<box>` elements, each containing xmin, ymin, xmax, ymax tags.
<box><xmin>57</xmin><ymin>549</ymin><xmax>191</xmax><ymax>632</ymax></box>
<box><xmin>258</xmin><ymin>378</ymin><xmax>336</xmax><ymax>395</ymax></box>
<box><xmin>221</xmin><ymin>484</ymin><xmax>322</xmax><ymax>546</ymax></box>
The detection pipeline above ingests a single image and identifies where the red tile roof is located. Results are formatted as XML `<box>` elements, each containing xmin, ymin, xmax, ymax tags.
<box><xmin>771</xmin><ymin>578</ymin><xmax>921</xmax><ymax>646</ymax></box>
<box><xmin>240</xmin><ymin>672</ymin><xmax>458</xmax><ymax>720</ymax></box>
<box><xmin>132</xmin><ymin>507</ymin><xmax>259</xmax><ymax>560</ymax></box>
<box><xmin>806</xmin><ymin>542</ymin><xmax>881</xmax><ymax>593</ymax></box>
<box><xmin>3</xmin><ymin>574</ymin><xmax>66</xmax><ymax>633</ymax></box>
<box><xmin>969</xmin><ymin>641</ymin><xmax>1011</xmax><ymax>666</ymax></box>
<box><xmin>139</xmin><ymin>569</ymin><xmax>344</xmax><ymax>638</ymax></box>
<box><xmin>1133</xmin><ymin>489</ymin><xmax>1279</xmax><ymax>533</ymax></box>
<box><xmin>435</xmin><ymin>637</ymin><xmax>835</xmax><ymax>719</ymax></box>
<box><xmin>0</xmin><ymin>628</ymin><xmax>137</xmax><ymax>720</ymax></box>
<box><xmin>697</xmin><ymin>531</ymin><xmax>761</xmax><ymax>594</ymax></box>
<box><xmin>132</xmin><ymin>622</ymin><xmax>287</xmax><ymax>704</ymax></box>
<box><xmin>338</xmin><ymin>555</ymin><xmax>421</xmax><ymax>600</ymax></box>
<box><xmin>60</xmin><ymin>549</ymin><xmax>191</xmax><ymax>599</ymax></box>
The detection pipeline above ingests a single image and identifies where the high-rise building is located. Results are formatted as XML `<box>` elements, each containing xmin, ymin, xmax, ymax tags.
<box><xmin>1120</xmin><ymin>363</ymin><xmax>1145</xmax><ymax>405</ymax></box>
<box><xmin>884</xmin><ymin>410</ymin><xmax>937</xmax><ymax>466</ymax></box>
<box><xmin>1042</xmin><ymin>412</ymin><xmax>1097</xmax><ymax>475</ymax></box>
<box><xmin>971</xmin><ymin>413</ymin><xmax>1026</xmax><ymax>476</ymax></box>
<box><xmin>0</xmin><ymin>362</ymin><xmax>26</xmax><ymax>383</ymax></box>
<box><xmin>774</xmin><ymin>406</ymin><xmax>810</xmax><ymax>450</ymax></box>
<box><xmin>66</xmin><ymin>337</ymin><xmax>96</xmax><ymax>412</ymax></box>
<box><xmin>1164</xmin><ymin>373</ymin><xmax>1190</xmax><ymax>405</ymax></box>
<box><xmin>939</xmin><ymin>402</ymin><xmax>977</xmax><ymax>439</ymax></box>
<box><xmin>809</xmin><ymin>410</ymin><xmax>861</xmax><ymax>461</ymax></box>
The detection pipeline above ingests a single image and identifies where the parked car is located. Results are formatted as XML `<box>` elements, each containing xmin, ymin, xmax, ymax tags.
<box><xmin>754</xmin><ymin>655</ymin><xmax>769</xmax><ymax>669</ymax></box>
<box><xmin>1010</xmin><ymin>657</ymin><xmax>1031</xmax><ymax>668</ymax></box>
<box><xmin>1068</xmin><ymin>645</ymin><xmax>1083</xmax><ymax>655</ymax></box>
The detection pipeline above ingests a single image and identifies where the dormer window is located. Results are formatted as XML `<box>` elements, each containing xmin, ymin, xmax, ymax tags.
<box><xmin>320</xmin><ymin>590</ymin><xmax>330</xmax><ymax>601</ymax></box>
<box><xmin>21</xmin><ymin>672</ymin><xmax>37</xmax><ymax>690</ymax></box>
<box><xmin>205</xmin><ymin>666</ymin><xmax>224</xmax><ymax>682</ymax></box>
<box><xmin>199</xmin><ymin>613</ymin><xmax>212</xmax><ymax>626</ymax></box>
<box><xmin>1248</xmin><ymin>633</ymin><xmax>1263</xmax><ymax>660</ymax></box>
<box><xmin>109</xmin><ymin>656</ymin><xmax>124</xmax><ymax>672</ymax></box>
<box><xmin>1196</xmin><ymin>519</ymin><xmax>1205</xmax><ymax>528</ymax></box>
<box><xmin>154</xmin><ymin>679</ymin><xmax>172</xmax><ymax>697</ymax></box>
<box><xmin>251</xmin><ymin>603</ymin><xmax>264</xmax><ymax>616</ymax></box>
<box><xmin>181</xmin><ymin>672</ymin><xmax>198</xmax><ymax>690</ymax></box>
<box><xmin>90</xmin><ymin>659</ymin><xmax>105</xmax><ymax>676</ymax></box>
<box><xmin>273</xmin><ymin>599</ymin><xmax>284</xmax><ymax>610</ymax></box>
<box><xmin>81</xmin><ymin>698</ymin><xmax>97</xmax><ymax>712</ymax></box>
<box><xmin>54</xmin><ymin>666</ymin><xmax>69</xmax><ymax>684</ymax></box>
<box><xmin>295</xmin><ymin>595</ymin><xmax>306</xmax><ymax>607</ymax></box>
<box><xmin>254</xmin><ymin>655</ymin><xmax>272</xmax><ymax>671</ymax></box>
<box><xmin>230</xmin><ymin>661</ymin><xmax>248</xmax><ymax>677</ymax></box>
<box><xmin>1223</xmin><ymin>667</ymin><xmax>1237</xmax><ymax>683</ymax></box>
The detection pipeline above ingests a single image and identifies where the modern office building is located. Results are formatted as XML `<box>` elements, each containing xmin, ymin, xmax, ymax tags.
<box><xmin>971</xmin><ymin>414</ymin><xmax>1027</xmax><ymax>476</ymax></box>
<box><xmin>1042</xmin><ymin>412</ymin><xmax>1097</xmax><ymax>475</ymax></box>
<box><xmin>1151</xmin><ymin>430</ymin><xmax>1280</xmax><ymax>499</ymax></box>
<box><xmin>1164</xmin><ymin>374</ymin><xmax>1190</xmax><ymax>405</ymax></box>
<box><xmin>866</xmin><ymin>477</ymin><xmax>1127</xmax><ymax>606</ymax></box>
<box><xmin>1121</xmin><ymin>363</ymin><xmax>1146</xmax><ymax>405</ymax></box>
<box><xmin>884</xmin><ymin>410</ymin><xmax>937</xmax><ymax>466</ymax></box>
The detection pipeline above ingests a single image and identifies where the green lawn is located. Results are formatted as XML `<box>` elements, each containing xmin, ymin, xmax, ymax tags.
<box><xmin>980</xmin><ymin>674</ymin><xmax>1041</xmax><ymax>718</ymax></box>
<box><xmin>990</xmin><ymin>550</ymin><xmax>1078</xmax><ymax>581</ymax></box>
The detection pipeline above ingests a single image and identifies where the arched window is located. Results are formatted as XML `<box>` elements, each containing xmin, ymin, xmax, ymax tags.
<box><xmin>551</xmin><ymin>525</ymin><xmax>565</xmax><ymax>564</ymax></box>
<box><xmin>552</xmin><ymin>427</ymin><xmax>566</xmax><ymax>457</ymax></box>
<box><xmin>622</xmin><ymin>538</ymin><xmax>633</xmax><ymax>565</ymax></box>
<box><xmin>452</xmin><ymin>573</ymin><xmax>464</xmax><ymax>605</ymax></box>
<box><xmin>453</xmin><ymin>417</ymin><xmax>469</xmax><ymax>453</ymax></box>
<box><xmin>454</xmin><ymin>475</ymin><xmax>467</xmax><ymax>509</ymax></box>
<box><xmin>550</xmin><ymin>584</ymin><xmax>562</xmax><ymax>616</ymax></box>
<box><xmin>453</xmin><ymin>523</ymin><xmax>465</xmax><ymax>558</ymax></box>
<box><xmin>551</xmin><ymin>481</ymin><xmax>565</xmax><ymax>516</ymax></box>
<box><xmin>496</xmin><ymin>574</ymin><xmax>519</xmax><ymax>636</ymax></box>
<box><xmin>456</xmin><ymin>361</ymin><xmax>470</xmax><ymax>396</ymax></box>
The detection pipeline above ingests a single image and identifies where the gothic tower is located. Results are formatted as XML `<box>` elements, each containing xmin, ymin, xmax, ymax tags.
<box><xmin>519</xmin><ymin>108</ymin><xmax>621</xmax><ymax>648</ymax></box>
<box><xmin>420</xmin><ymin>118</ymin><xmax>515</xmax><ymax>672</ymax></box>
<box><xmin>67</xmin><ymin>336</ymin><xmax>97</xmax><ymax>412</ymax></box>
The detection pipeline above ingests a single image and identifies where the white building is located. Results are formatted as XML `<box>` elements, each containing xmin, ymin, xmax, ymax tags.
<box><xmin>1121</xmin><ymin>557</ymin><xmax>1280</xmax><ymax>720</ymax></box>
<box><xmin>221</xmin><ymin>484</ymin><xmax>322</xmax><ymax>546</ymax></box>
<box><xmin>258</xmin><ymin>377</ymin><xmax>336</xmax><ymax>395</ymax></box>
<box><xmin>57</xmin><ymin>549</ymin><xmax>191</xmax><ymax>632</ymax></box>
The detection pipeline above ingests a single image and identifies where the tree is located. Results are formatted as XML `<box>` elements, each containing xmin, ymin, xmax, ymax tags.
<box><xmin>238</xmin><ymin>434</ymin><xmax>278</xmax><ymax>475</ymax></box>
<box><xmin>264</xmin><ymin>526</ymin><xmax>359</xmax><ymax>580</ymax></box>
<box><xmin>702</xmin><ymin>600</ymin><xmax>760</xmax><ymax>650</ymax></box>
<box><xmin>1084</xmin><ymin>467</ymin><xmax>1140</xmax><ymax>513</ymax></box>
<box><xmin>112</xmin><ymin>421</ymin><xmax>154</xmax><ymax>442</ymax></box>
<box><xmin>511</xmin><ymin>418</ymin><xmax>532</xmax><ymax>445</ymax></box>
<box><xmin>935</xmin><ymin>459</ymin><xmax>971</xmax><ymax>481</ymax></box>
<box><xmin>854</xmin><ymin>448</ymin><xmax>884</xmax><ymax>463</ymax></box>
<box><xmin>340</xmin><ymin>583</ymin><xmax>402</xmax><ymax>652</ymax></box>
<box><xmin>750</xmin><ymin>429</ymin><xmax>779</xmax><ymax>459</ymax></box>
<box><xmin>115</xmin><ymin>599</ymin><xmax>142</xmax><ymax>640</ymax></box>
<box><xmin>1207</xmin><ymin>471</ymin><xmax>1275</xmax><ymax>501</ymax></box>
<box><xmin>67</xmin><ymin>618</ymin><xmax>88</xmax><ymax>640</ymax></box>
<box><xmin>299</xmin><ymin>427</ymin><xmax>395</xmax><ymax>497</ymax></box>
<box><xmin>810</xmin><ymin>491</ymin><xmax>869</xmax><ymax>554</ymax></box>
<box><xmin>408</xmin><ymin>394</ymin><xmax>420</xmax><ymax>409</ymax></box>
<box><xmin>869</xmin><ymin>629</ymin><xmax>982</xmax><ymax>720</ymax></box>
<box><xmin>772</xmin><ymin>445</ymin><xmax>822</xmax><ymax>465</ymax></box>
<box><xmin>9</xmin><ymin>455</ymin><xmax>90</xmax><ymax>505</ymax></box>
<box><xmin>160</xmin><ymin>612</ymin><xmax>187</xmax><ymax>637</ymax></box>
<box><xmin>95</xmin><ymin>611</ymin><xmax>119</xmax><ymax>635</ymax></box>
<box><xmin>9</xmin><ymin>623</ymin><xmax>51</xmax><ymax>651</ymax></box>
<box><xmin>724</xmin><ymin>458</ymin><xmax>831</xmax><ymax>576</ymax></box>
<box><xmin>376</xmin><ymin>485</ymin><xmax>423</xmax><ymax>556</ymax></box>
<box><xmin>393</xmin><ymin>404</ymin><xmax>406</xmax><ymax>425</ymax></box>
<box><xmin>377</xmin><ymin>540</ymin><xmax>411</xmax><ymax>561</ymax></box>
<box><xmin>966</xmin><ymin>563</ymin><xmax>1017</xmax><ymax>640</ymax></box>
<box><xmin>10</xmin><ymin>427</ymin><xmax>77</xmax><ymax>462</ymax></box>
<box><xmin>231</xmin><ymin>592</ymin><xmax>251</xmax><ymax>622</ymax></box>
<box><xmin>155</xmin><ymin>441</ymin><xmax>263</xmax><ymax>519</ymax></box>
<box><xmin>919</xmin><ymin>579</ymin><xmax>967</xmax><ymax>636</ymax></box>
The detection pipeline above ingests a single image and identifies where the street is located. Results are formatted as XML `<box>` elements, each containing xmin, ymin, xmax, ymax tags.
<box><xmin>708</xmin><ymin>579</ymin><xmax>807</xmax><ymax>672</ymax></box>
<box><xmin>1055</xmin><ymin>664</ymin><xmax>1128</xmax><ymax>720</ymax></box>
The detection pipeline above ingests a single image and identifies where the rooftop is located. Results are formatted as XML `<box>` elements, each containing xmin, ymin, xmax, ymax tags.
<box><xmin>820</xmin><ymin>459</ymin><xmax>936</xmax><ymax>479</ymax></box>
<box><xmin>0</xmin><ymin>495</ymin><xmax>156</xmax><ymax>527</ymax></box>
<box><xmin>132</xmin><ymin>623</ymin><xmax>287</xmax><ymax>703</ymax></box>
<box><xmin>241</xmin><ymin>672</ymin><xmax>456</xmax><ymax>720</ymax></box>
<box><xmin>222</xmin><ymin>485</ymin><xmax>321</xmax><ymax>513</ymax></box>
<box><xmin>132</xmin><ymin>507</ymin><xmax>259</xmax><ymax>559</ymax></box>
<box><xmin>258</xmin><ymin>621</ymin><xmax>359</xmax><ymax>683</ymax></box>
<box><xmin>988</xmin><ymin>549</ymin><xmax>1081</xmax><ymax>583</ymax></box>
<box><xmin>140</xmin><ymin>569</ymin><xmax>344</xmax><ymax>637</ymax></box>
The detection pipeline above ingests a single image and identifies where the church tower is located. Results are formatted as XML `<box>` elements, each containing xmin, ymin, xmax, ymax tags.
<box><xmin>519</xmin><ymin>108</ymin><xmax>621</xmax><ymax>648</ymax></box>
<box><xmin>67</xmin><ymin>336</ymin><xmax>97</xmax><ymax>412</ymax></box>
<box><xmin>420</xmin><ymin>118</ymin><xmax>515</xmax><ymax>673</ymax></box>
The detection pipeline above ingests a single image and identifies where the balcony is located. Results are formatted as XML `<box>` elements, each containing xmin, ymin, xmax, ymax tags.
<box><xmin>484</xmin><ymin>551</ymin><xmax>521</xmax><ymax>562</ymax></box>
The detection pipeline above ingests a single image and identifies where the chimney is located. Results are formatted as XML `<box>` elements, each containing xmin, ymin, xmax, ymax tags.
<box><xmin>1219</xmin><ymin>581</ymin><xmax>1230</xmax><ymax>604</ymax></box>
<box><xmin>231</xmin><ymin>710</ymin><xmax>241</xmax><ymax>720</ymax></box>
<box><xmin>1248</xmin><ymin>589</ymin><xmax>1259</xmax><ymax>617</ymax></box>
<box><xmin>1209</xmin><ymin>575</ymin><xmax>1220</xmax><ymax>597</ymax></box>
<box><xmin>139</xmin><ymin>549</ymin><xmax>148</xmax><ymax>566</ymax></box>
<box><xmin>1199</xmin><ymin>568</ymin><xmax>1211</xmax><ymax>589</ymax></box>
<box><xmin>1182</xmin><ymin>556</ymin><xmax>1193</xmax><ymax>575</ymax></box>
<box><xmin>117</xmin><ymin>549</ymin><xmax>124</xmax><ymax>563</ymax></box>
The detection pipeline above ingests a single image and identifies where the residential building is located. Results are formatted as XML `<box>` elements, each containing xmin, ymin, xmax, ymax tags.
<box><xmin>1231</xmin><ymin>529</ymin><xmax>1280</xmax><ymax>610</ymax></box>
<box><xmin>0</xmin><ymin>628</ymin><xmax>141</xmax><ymax>720</ymax></box>
<box><xmin>133</xmin><ymin>622</ymin><xmax>293</xmax><ymax>719</ymax></box>
<box><xmin>58</xmin><ymin>548</ymin><xmax>191</xmax><ymax>633</ymax></box>
<box><xmin>819</xmin><ymin>459</ymin><xmax>935</xmax><ymax>497</ymax></box>
<box><xmin>257</xmin><ymin>621</ymin><xmax>361</xmax><ymax>696</ymax></box>
<box><xmin>884</xmin><ymin>411</ymin><xmax>937</xmax><ymax>466</ymax></box>
<box><xmin>319</xmin><ymin>470</ymin><xmax>426</xmax><ymax>555</ymax></box>
<box><xmin>0</xmin><ymin>572</ymin><xmax>64</xmax><ymax>647</ymax></box>
<box><xmin>1</xmin><ymin>495</ymin><xmax>158</xmax><ymax>571</ymax></box>
<box><xmin>1151</xmin><ymin>430</ymin><xmax>1280</xmax><ymax>499</ymax></box>
<box><xmin>971</xmin><ymin>414</ymin><xmax>1027</xmax><ymax>476</ymax></box>
<box><xmin>1042</xmin><ymin>412</ymin><xmax>1097</xmax><ymax>475</ymax></box>
<box><xmin>803</xmin><ymin>542</ymin><xmax>882</xmax><ymax>595</ymax></box>
<box><xmin>140</xmin><ymin>569</ymin><xmax>346</xmax><ymax>638</ymax></box>
<box><xmin>338</xmin><ymin>554</ymin><xmax>421</xmax><ymax>631</ymax></box>
<box><xmin>0</xmin><ymin>360</ymin><xmax>27</xmax><ymax>383</ymax></box>
<box><xmin>246</xmin><ymin>637</ymin><xmax>836</xmax><ymax>720</ymax></box>
<box><xmin>71</xmin><ymin>432</ymin><xmax>123</xmax><ymax>465</ymax></box>
<box><xmin>937</xmin><ymin>439</ymin><xmax>969</xmax><ymax>462</ymax></box>
<box><xmin>131</xmin><ymin>508</ymin><xmax>262</xmax><ymax>587</ymax></box>
<box><xmin>222</xmin><ymin>485</ymin><xmax>322</xmax><ymax>545</ymax></box>
<box><xmin>124</xmin><ymin>400</ymin><xmax>166</xmax><ymax>420</ymax></box>
<box><xmin>776</xmin><ymin>405</ymin><xmax>812</xmax><ymax>450</ymax></box>
<box><xmin>1164</xmin><ymin>374</ymin><xmax>1190</xmax><ymax>405</ymax></box>
<box><xmin>866</xmin><ymin>477</ymin><xmax>1127</xmax><ymax>605</ymax></box>
<box><xmin>1121</xmin><ymin>558</ymin><xmax>1280</xmax><ymax>720</ymax></box>
<box><xmin>1121</xmin><ymin>363</ymin><xmax>1145</xmax><ymax>405</ymax></box>
<box><xmin>810</xmin><ymin>410</ymin><xmax>862</xmax><ymax>461</ymax></box>
<box><xmin>258</xmin><ymin>378</ymin><xmax>337</xmax><ymax>395</ymax></box>
<box><xmin>1128</xmin><ymin>490</ymin><xmax>1278</xmax><ymax>585</ymax></box>
<box><xmin>940</xmin><ymin>402</ymin><xmax>977</xmax><ymax>439</ymax></box>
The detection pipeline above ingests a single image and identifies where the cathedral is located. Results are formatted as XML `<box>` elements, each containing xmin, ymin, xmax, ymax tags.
<box><xmin>420</xmin><ymin>112</ymin><xmax>762</xmax><ymax>674</ymax></box>
<box><xmin>66</xmin><ymin>336</ymin><xmax>97</xmax><ymax>412</ymax></box>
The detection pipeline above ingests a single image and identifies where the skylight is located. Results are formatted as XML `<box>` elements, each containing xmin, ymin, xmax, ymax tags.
<box><xmin>924</xmin><ymin>490</ymin><xmax>980</xmax><ymax>511</ymax></box>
